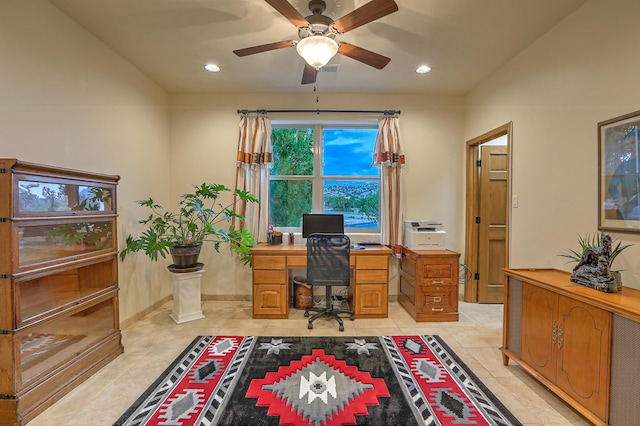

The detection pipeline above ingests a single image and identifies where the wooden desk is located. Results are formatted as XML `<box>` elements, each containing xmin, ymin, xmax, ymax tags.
<box><xmin>251</xmin><ymin>243</ymin><xmax>392</xmax><ymax>319</ymax></box>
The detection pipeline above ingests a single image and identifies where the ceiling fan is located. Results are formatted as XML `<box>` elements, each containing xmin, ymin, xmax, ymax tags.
<box><xmin>233</xmin><ymin>0</ymin><xmax>399</xmax><ymax>85</ymax></box>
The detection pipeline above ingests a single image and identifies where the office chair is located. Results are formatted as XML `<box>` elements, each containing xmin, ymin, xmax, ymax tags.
<box><xmin>304</xmin><ymin>233</ymin><xmax>354</xmax><ymax>331</ymax></box>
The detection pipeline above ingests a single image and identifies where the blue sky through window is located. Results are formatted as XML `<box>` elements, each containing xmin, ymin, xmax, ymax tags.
<box><xmin>323</xmin><ymin>128</ymin><xmax>379</xmax><ymax>176</ymax></box>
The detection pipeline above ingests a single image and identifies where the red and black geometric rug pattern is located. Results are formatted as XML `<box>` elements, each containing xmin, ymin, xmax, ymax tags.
<box><xmin>114</xmin><ymin>335</ymin><xmax>520</xmax><ymax>426</ymax></box>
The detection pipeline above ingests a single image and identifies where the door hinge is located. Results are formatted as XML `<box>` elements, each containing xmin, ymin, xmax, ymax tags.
<box><xmin>475</xmin><ymin>216</ymin><xmax>481</xmax><ymax>224</ymax></box>
<box><xmin>0</xmin><ymin>168</ymin><xmax>13</xmax><ymax>174</ymax></box>
<box><xmin>474</xmin><ymin>272</ymin><xmax>480</xmax><ymax>280</ymax></box>
<box><xmin>0</xmin><ymin>273</ymin><xmax>14</xmax><ymax>279</ymax></box>
<box><xmin>476</xmin><ymin>159</ymin><xmax>481</xmax><ymax>167</ymax></box>
<box><xmin>0</xmin><ymin>218</ymin><xmax>12</xmax><ymax>223</ymax></box>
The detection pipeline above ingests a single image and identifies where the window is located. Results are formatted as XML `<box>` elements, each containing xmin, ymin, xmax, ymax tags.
<box><xmin>270</xmin><ymin>123</ymin><xmax>380</xmax><ymax>234</ymax></box>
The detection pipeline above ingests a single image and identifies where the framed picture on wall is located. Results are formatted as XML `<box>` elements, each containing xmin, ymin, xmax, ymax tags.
<box><xmin>599</xmin><ymin>109</ymin><xmax>640</xmax><ymax>232</ymax></box>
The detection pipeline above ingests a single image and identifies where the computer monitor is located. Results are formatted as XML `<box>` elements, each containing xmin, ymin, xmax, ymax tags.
<box><xmin>302</xmin><ymin>214</ymin><xmax>344</xmax><ymax>238</ymax></box>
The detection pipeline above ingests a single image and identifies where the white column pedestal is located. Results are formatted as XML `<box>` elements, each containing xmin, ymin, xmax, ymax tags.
<box><xmin>168</xmin><ymin>268</ymin><xmax>205</xmax><ymax>324</ymax></box>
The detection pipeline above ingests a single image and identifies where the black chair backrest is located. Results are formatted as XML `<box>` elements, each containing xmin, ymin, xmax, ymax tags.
<box><xmin>306</xmin><ymin>233</ymin><xmax>351</xmax><ymax>287</ymax></box>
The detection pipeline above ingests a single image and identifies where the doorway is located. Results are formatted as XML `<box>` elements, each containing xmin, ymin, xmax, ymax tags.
<box><xmin>464</xmin><ymin>123</ymin><xmax>511</xmax><ymax>303</ymax></box>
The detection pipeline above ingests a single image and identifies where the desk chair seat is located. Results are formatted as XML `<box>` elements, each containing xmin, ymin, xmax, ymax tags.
<box><xmin>304</xmin><ymin>233</ymin><xmax>354</xmax><ymax>331</ymax></box>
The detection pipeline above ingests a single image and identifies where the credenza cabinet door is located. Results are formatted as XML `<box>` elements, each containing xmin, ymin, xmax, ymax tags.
<box><xmin>521</xmin><ymin>284</ymin><xmax>558</xmax><ymax>381</ymax></box>
<box><xmin>556</xmin><ymin>295</ymin><xmax>610</xmax><ymax>420</ymax></box>
<box><xmin>521</xmin><ymin>282</ymin><xmax>610</xmax><ymax>421</ymax></box>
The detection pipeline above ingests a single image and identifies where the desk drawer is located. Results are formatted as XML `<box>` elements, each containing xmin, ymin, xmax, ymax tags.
<box><xmin>356</xmin><ymin>255</ymin><xmax>388</xmax><ymax>270</ymax></box>
<box><xmin>286</xmin><ymin>256</ymin><xmax>306</xmax><ymax>268</ymax></box>
<box><xmin>253</xmin><ymin>255</ymin><xmax>286</xmax><ymax>270</ymax></box>
<box><xmin>253</xmin><ymin>270</ymin><xmax>286</xmax><ymax>284</ymax></box>
<box><xmin>356</xmin><ymin>269</ymin><xmax>388</xmax><ymax>284</ymax></box>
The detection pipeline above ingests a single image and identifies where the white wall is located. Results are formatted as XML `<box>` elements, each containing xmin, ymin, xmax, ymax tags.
<box><xmin>0</xmin><ymin>1</ymin><xmax>173</xmax><ymax>321</ymax></box>
<box><xmin>465</xmin><ymin>0</ymin><xmax>640</xmax><ymax>288</ymax></box>
<box><xmin>170</xmin><ymin>93</ymin><xmax>465</xmax><ymax>296</ymax></box>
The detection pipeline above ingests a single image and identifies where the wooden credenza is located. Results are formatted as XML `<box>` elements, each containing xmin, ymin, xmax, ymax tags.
<box><xmin>0</xmin><ymin>159</ymin><xmax>123</xmax><ymax>425</ymax></box>
<box><xmin>503</xmin><ymin>268</ymin><xmax>640</xmax><ymax>426</ymax></box>
<box><xmin>251</xmin><ymin>244</ymin><xmax>391</xmax><ymax>319</ymax></box>
<box><xmin>398</xmin><ymin>248</ymin><xmax>460</xmax><ymax>321</ymax></box>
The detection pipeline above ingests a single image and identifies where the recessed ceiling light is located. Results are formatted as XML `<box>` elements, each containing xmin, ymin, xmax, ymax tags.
<box><xmin>205</xmin><ymin>64</ymin><xmax>221</xmax><ymax>73</ymax></box>
<box><xmin>416</xmin><ymin>65</ymin><xmax>431</xmax><ymax>74</ymax></box>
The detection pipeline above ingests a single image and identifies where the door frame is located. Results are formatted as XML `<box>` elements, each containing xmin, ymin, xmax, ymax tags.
<box><xmin>463</xmin><ymin>122</ymin><xmax>512</xmax><ymax>303</ymax></box>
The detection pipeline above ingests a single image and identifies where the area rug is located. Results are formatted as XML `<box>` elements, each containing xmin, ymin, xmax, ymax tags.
<box><xmin>115</xmin><ymin>335</ymin><xmax>520</xmax><ymax>426</ymax></box>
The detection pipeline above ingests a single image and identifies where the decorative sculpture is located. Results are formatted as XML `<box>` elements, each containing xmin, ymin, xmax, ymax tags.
<box><xmin>570</xmin><ymin>235</ymin><xmax>620</xmax><ymax>293</ymax></box>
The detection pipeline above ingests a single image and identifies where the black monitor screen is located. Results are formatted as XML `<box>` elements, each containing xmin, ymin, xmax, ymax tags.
<box><xmin>302</xmin><ymin>214</ymin><xmax>344</xmax><ymax>238</ymax></box>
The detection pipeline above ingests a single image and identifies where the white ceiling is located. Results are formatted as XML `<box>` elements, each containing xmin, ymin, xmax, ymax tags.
<box><xmin>49</xmin><ymin>0</ymin><xmax>586</xmax><ymax>95</ymax></box>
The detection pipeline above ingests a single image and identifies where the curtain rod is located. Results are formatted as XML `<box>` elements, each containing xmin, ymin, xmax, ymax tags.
<box><xmin>237</xmin><ymin>109</ymin><xmax>400</xmax><ymax>116</ymax></box>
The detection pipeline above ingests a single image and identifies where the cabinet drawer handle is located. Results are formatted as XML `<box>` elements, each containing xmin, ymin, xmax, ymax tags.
<box><xmin>431</xmin><ymin>307</ymin><xmax>444</xmax><ymax>312</ymax></box>
<box><xmin>433</xmin><ymin>296</ymin><xmax>442</xmax><ymax>302</ymax></box>
<box><xmin>432</xmin><ymin>280</ymin><xmax>444</xmax><ymax>285</ymax></box>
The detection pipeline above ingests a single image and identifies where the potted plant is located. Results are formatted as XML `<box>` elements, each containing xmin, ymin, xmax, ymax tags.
<box><xmin>119</xmin><ymin>183</ymin><xmax>257</xmax><ymax>268</ymax></box>
<box><xmin>558</xmin><ymin>232</ymin><xmax>633</xmax><ymax>292</ymax></box>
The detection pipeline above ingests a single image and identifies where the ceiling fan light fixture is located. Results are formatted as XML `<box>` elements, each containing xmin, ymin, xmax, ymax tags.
<box><xmin>296</xmin><ymin>35</ymin><xmax>338</xmax><ymax>69</ymax></box>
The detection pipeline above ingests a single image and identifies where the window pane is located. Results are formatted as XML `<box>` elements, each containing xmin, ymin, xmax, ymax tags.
<box><xmin>323</xmin><ymin>128</ymin><xmax>378</xmax><ymax>177</ymax></box>
<box><xmin>272</xmin><ymin>128</ymin><xmax>314</xmax><ymax>176</ymax></box>
<box><xmin>324</xmin><ymin>180</ymin><xmax>379</xmax><ymax>229</ymax></box>
<box><xmin>270</xmin><ymin>180</ymin><xmax>312</xmax><ymax>227</ymax></box>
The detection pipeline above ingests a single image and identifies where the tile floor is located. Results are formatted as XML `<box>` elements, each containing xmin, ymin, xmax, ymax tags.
<box><xmin>30</xmin><ymin>300</ymin><xmax>590</xmax><ymax>426</ymax></box>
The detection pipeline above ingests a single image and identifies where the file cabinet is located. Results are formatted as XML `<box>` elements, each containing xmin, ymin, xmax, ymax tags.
<box><xmin>399</xmin><ymin>248</ymin><xmax>460</xmax><ymax>321</ymax></box>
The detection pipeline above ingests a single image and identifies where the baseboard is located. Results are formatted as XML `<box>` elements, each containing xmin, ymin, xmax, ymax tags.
<box><xmin>120</xmin><ymin>295</ymin><xmax>172</xmax><ymax>329</ymax></box>
<box><xmin>201</xmin><ymin>294</ymin><xmax>252</xmax><ymax>301</ymax></box>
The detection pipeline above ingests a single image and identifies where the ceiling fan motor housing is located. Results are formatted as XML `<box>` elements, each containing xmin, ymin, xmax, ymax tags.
<box><xmin>299</xmin><ymin>0</ymin><xmax>335</xmax><ymax>39</ymax></box>
<box><xmin>308</xmin><ymin>0</ymin><xmax>327</xmax><ymax>15</ymax></box>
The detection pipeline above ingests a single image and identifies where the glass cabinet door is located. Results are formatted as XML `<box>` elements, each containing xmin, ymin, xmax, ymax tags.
<box><xmin>14</xmin><ymin>174</ymin><xmax>116</xmax><ymax>216</ymax></box>
<box><xmin>16</xmin><ymin>218</ymin><xmax>116</xmax><ymax>270</ymax></box>
<box><xmin>18</xmin><ymin>297</ymin><xmax>117</xmax><ymax>386</ymax></box>
<box><xmin>16</xmin><ymin>257</ymin><xmax>117</xmax><ymax>325</ymax></box>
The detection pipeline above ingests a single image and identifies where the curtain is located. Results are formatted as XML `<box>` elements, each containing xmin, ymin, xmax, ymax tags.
<box><xmin>234</xmin><ymin>113</ymin><xmax>272</xmax><ymax>244</ymax></box>
<box><xmin>373</xmin><ymin>115</ymin><xmax>405</xmax><ymax>253</ymax></box>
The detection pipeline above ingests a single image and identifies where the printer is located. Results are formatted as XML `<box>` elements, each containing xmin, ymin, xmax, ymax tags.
<box><xmin>403</xmin><ymin>220</ymin><xmax>446</xmax><ymax>250</ymax></box>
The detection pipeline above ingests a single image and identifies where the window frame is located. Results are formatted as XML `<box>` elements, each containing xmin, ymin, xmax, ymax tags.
<box><xmin>270</xmin><ymin>121</ymin><xmax>381</xmax><ymax>235</ymax></box>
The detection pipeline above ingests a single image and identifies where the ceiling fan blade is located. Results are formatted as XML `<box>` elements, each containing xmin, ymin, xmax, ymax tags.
<box><xmin>338</xmin><ymin>43</ymin><xmax>390</xmax><ymax>69</ymax></box>
<box><xmin>301</xmin><ymin>62</ymin><xmax>317</xmax><ymax>85</ymax></box>
<box><xmin>333</xmin><ymin>0</ymin><xmax>398</xmax><ymax>33</ymax></box>
<box><xmin>264</xmin><ymin>0</ymin><xmax>308</xmax><ymax>27</ymax></box>
<box><xmin>233</xmin><ymin>41</ymin><xmax>295</xmax><ymax>57</ymax></box>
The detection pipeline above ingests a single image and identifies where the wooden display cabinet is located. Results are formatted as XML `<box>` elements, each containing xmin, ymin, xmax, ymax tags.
<box><xmin>398</xmin><ymin>248</ymin><xmax>460</xmax><ymax>321</ymax></box>
<box><xmin>0</xmin><ymin>159</ymin><xmax>123</xmax><ymax>425</ymax></box>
